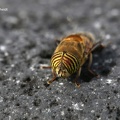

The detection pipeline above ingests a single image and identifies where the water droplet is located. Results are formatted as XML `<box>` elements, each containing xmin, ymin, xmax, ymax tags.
<box><xmin>61</xmin><ymin>111</ymin><xmax>65</xmax><ymax>116</ymax></box>
<box><xmin>0</xmin><ymin>45</ymin><xmax>6</xmax><ymax>51</ymax></box>
<box><xmin>106</xmin><ymin>79</ymin><xmax>112</xmax><ymax>84</ymax></box>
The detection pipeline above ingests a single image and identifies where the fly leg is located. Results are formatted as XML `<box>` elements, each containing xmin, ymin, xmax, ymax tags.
<box><xmin>40</xmin><ymin>65</ymin><xmax>57</xmax><ymax>86</ymax></box>
<box><xmin>47</xmin><ymin>72</ymin><xmax>58</xmax><ymax>85</ymax></box>
<box><xmin>88</xmin><ymin>53</ymin><xmax>99</xmax><ymax>77</ymax></box>
<box><xmin>74</xmin><ymin>67</ymin><xmax>81</xmax><ymax>88</ymax></box>
<box><xmin>40</xmin><ymin>65</ymin><xmax>51</xmax><ymax>69</ymax></box>
<box><xmin>55</xmin><ymin>39</ymin><xmax>61</xmax><ymax>45</ymax></box>
<box><xmin>88</xmin><ymin>41</ymin><xmax>105</xmax><ymax>76</ymax></box>
<box><xmin>91</xmin><ymin>41</ymin><xmax>105</xmax><ymax>52</ymax></box>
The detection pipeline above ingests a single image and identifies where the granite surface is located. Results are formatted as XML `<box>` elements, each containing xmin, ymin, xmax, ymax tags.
<box><xmin>0</xmin><ymin>0</ymin><xmax>120</xmax><ymax>120</ymax></box>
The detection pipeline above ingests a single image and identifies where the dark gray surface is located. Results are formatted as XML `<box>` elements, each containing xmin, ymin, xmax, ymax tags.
<box><xmin>0</xmin><ymin>0</ymin><xmax>120</xmax><ymax>120</ymax></box>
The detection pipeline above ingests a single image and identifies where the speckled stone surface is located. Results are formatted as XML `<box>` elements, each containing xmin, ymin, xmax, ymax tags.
<box><xmin>0</xmin><ymin>0</ymin><xmax>120</xmax><ymax>120</ymax></box>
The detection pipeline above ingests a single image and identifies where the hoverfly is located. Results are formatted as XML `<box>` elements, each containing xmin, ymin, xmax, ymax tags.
<box><xmin>43</xmin><ymin>32</ymin><xmax>103</xmax><ymax>87</ymax></box>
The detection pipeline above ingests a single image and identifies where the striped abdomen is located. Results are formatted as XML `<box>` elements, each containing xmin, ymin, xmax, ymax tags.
<box><xmin>51</xmin><ymin>51</ymin><xmax>80</xmax><ymax>78</ymax></box>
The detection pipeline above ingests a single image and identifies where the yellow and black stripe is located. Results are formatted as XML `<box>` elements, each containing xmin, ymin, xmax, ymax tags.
<box><xmin>51</xmin><ymin>51</ymin><xmax>80</xmax><ymax>75</ymax></box>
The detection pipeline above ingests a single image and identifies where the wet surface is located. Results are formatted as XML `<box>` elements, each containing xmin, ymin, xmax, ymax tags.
<box><xmin>0</xmin><ymin>0</ymin><xmax>120</xmax><ymax>120</ymax></box>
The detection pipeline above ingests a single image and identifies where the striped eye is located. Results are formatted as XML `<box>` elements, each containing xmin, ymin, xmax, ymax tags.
<box><xmin>64</xmin><ymin>52</ymin><xmax>79</xmax><ymax>74</ymax></box>
<box><xmin>51</xmin><ymin>51</ymin><xmax>80</xmax><ymax>77</ymax></box>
